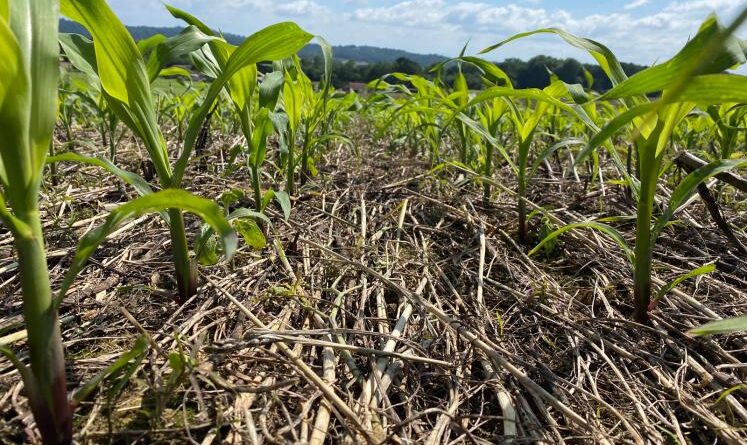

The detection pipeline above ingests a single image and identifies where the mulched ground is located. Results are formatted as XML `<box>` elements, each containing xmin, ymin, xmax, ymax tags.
<box><xmin>1</xmin><ymin>121</ymin><xmax>746</xmax><ymax>444</ymax></box>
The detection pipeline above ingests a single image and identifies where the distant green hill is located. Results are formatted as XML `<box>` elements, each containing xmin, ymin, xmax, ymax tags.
<box><xmin>298</xmin><ymin>44</ymin><xmax>446</xmax><ymax>67</ymax></box>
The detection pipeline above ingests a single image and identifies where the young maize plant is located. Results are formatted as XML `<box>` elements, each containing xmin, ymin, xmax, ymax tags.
<box><xmin>0</xmin><ymin>2</ymin><xmax>236</xmax><ymax>444</ymax></box>
<box><xmin>281</xmin><ymin>48</ymin><xmax>342</xmax><ymax>195</ymax></box>
<box><xmin>525</xmin><ymin>13</ymin><xmax>747</xmax><ymax>322</ymax></box>
<box><xmin>452</xmin><ymin>66</ymin><xmax>474</xmax><ymax>165</ymax></box>
<box><xmin>442</xmin><ymin>70</ymin><xmax>597</xmax><ymax>243</ymax></box>
<box><xmin>707</xmin><ymin>103</ymin><xmax>747</xmax><ymax>159</ymax></box>
<box><xmin>168</xmin><ymin>5</ymin><xmax>316</xmax><ymax>215</ymax></box>
<box><xmin>57</xmin><ymin>70</ymin><xmax>82</xmax><ymax>152</ymax></box>
<box><xmin>59</xmin><ymin>0</ymin><xmax>312</xmax><ymax>302</ymax></box>
<box><xmin>0</xmin><ymin>3</ymin><xmax>71</xmax><ymax>443</ymax></box>
<box><xmin>375</xmin><ymin>73</ymin><xmax>450</xmax><ymax>163</ymax></box>
<box><xmin>475</xmin><ymin>98</ymin><xmax>510</xmax><ymax>202</ymax></box>
<box><xmin>58</xmin><ymin>34</ymin><xmax>123</xmax><ymax>160</ymax></box>
<box><xmin>157</xmin><ymin>82</ymin><xmax>202</xmax><ymax>144</ymax></box>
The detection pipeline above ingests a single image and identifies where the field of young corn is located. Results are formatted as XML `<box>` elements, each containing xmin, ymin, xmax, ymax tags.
<box><xmin>1</xmin><ymin>1</ymin><xmax>747</xmax><ymax>444</ymax></box>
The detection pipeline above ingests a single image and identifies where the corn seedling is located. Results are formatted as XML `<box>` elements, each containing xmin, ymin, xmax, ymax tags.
<box><xmin>526</xmin><ymin>13</ymin><xmax>747</xmax><ymax>322</ymax></box>
<box><xmin>60</xmin><ymin>0</ymin><xmax>311</xmax><ymax>302</ymax></box>
<box><xmin>0</xmin><ymin>2</ymin><xmax>70</xmax><ymax>442</ymax></box>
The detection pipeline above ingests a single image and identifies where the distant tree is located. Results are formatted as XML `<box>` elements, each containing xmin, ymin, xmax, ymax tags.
<box><xmin>59</xmin><ymin>18</ymin><xmax>648</xmax><ymax>93</ymax></box>
<box><xmin>497</xmin><ymin>58</ymin><xmax>526</xmax><ymax>85</ymax></box>
<box><xmin>393</xmin><ymin>57</ymin><xmax>421</xmax><ymax>75</ymax></box>
<box><xmin>520</xmin><ymin>56</ymin><xmax>558</xmax><ymax>88</ymax></box>
<box><xmin>556</xmin><ymin>58</ymin><xmax>583</xmax><ymax>84</ymax></box>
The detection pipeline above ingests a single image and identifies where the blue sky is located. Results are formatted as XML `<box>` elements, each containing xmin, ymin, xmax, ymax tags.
<box><xmin>105</xmin><ymin>0</ymin><xmax>747</xmax><ymax>65</ymax></box>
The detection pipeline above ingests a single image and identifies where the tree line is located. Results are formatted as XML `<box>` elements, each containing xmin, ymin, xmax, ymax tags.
<box><xmin>60</xmin><ymin>19</ymin><xmax>646</xmax><ymax>92</ymax></box>
<box><xmin>301</xmin><ymin>55</ymin><xmax>647</xmax><ymax>91</ymax></box>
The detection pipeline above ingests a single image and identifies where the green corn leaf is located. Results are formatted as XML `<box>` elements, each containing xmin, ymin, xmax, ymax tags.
<box><xmin>61</xmin><ymin>0</ymin><xmax>140</xmax><ymax>105</ymax></box>
<box><xmin>437</xmin><ymin>56</ymin><xmax>513</xmax><ymax>88</ymax></box>
<box><xmin>0</xmin><ymin>16</ymin><xmax>22</xmax><ymax>189</ymax></box>
<box><xmin>165</xmin><ymin>4</ymin><xmax>231</xmax><ymax>75</ymax></box>
<box><xmin>59</xmin><ymin>33</ymin><xmax>98</xmax><ymax>79</ymax></box>
<box><xmin>145</xmin><ymin>25</ymin><xmax>217</xmax><ymax>82</ymax></box>
<box><xmin>195</xmin><ymin>208</ymin><xmax>270</xmax><ymax>265</ymax></box>
<box><xmin>157</xmin><ymin>66</ymin><xmax>192</xmax><ymax>79</ymax></box>
<box><xmin>234</xmin><ymin>218</ymin><xmax>266</xmax><ymax>250</ymax></box>
<box><xmin>61</xmin><ymin>0</ymin><xmax>171</xmax><ymax>184</ymax></box>
<box><xmin>249</xmin><ymin>108</ymin><xmax>274</xmax><ymax>168</ymax></box>
<box><xmin>0</xmin><ymin>193</ymin><xmax>33</xmax><ymax>239</ymax></box>
<box><xmin>0</xmin><ymin>17</ymin><xmax>18</xmax><ymax>107</ymax></box>
<box><xmin>195</xmin><ymin>233</ymin><xmax>219</xmax><ymax>266</ymax></box>
<box><xmin>259</xmin><ymin>71</ymin><xmax>285</xmax><ymax>110</ymax></box>
<box><xmin>56</xmin><ymin>189</ymin><xmax>237</xmax><ymax>304</ymax></box>
<box><xmin>283</xmin><ymin>71</ymin><xmax>304</xmax><ymax>133</ymax></box>
<box><xmin>227</xmin><ymin>208</ymin><xmax>271</xmax><ymax>225</ymax></box>
<box><xmin>216</xmin><ymin>40</ymin><xmax>258</xmax><ymax>111</ymax></box>
<box><xmin>47</xmin><ymin>152</ymin><xmax>154</xmax><ymax>197</ymax></box>
<box><xmin>453</xmin><ymin>113</ymin><xmax>516</xmax><ymax>172</ymax></box>
<box><xmin>273</xmin><ymin>190</ymin><xmax>292</xmax><ymax>221</ymax></box>
<box><xmin>188</xmin><ymin>46</ymin><xmax>221</xmax><ymax>79</ymax></box>
<box><xmin>529</xmin><ymin>221</ymin><xmax>633</xmax><ymax>262</ymax></box>
<box><xmin>165</xmin><ymin>4</ymin><xmax>214</xmax><ymax>39</ymax></box>
<box><xmin>480</xmin><ymin>28</ymin><xmax>627</xmax><ymax>86</ymax></box>
<box><xmin>72</xmin><ymin>336</ymin><xmax>149</xmax><ymax>405</ymax></box>
<box><xmin>652</xmin><ymin>263</ymin><xmax>716</xmax><ymax>307</ymax></box>
<box><xmin>0</xmin><ymin>0</ymin><xmax>60</xmax><ymax>198</ymax></box>
<box><xmin>317</xmin><ymin>35</ymin><xmax>333</xmax><ymax>88</ymax></box>
<box><xmin>26</xmin><ymin>0</ymin><xmax>60</xmax><ymax>173</ymax></box>
<box><xmin>458</xmin><ymin>86</ymin><xmax>599</xmax><ymax>133</ymax></box>
<box><xmin>600</xmin><ymin>16</ymin><xmax>745</xmax><ymax>101</ymax></box>
<box><xmin>136</xmin><ymin>33</ymin><xmax>167</xmax><ymax>54</ymax></box>
<box><xmin>654</xmin><ymin>157</ymin><xmax>747</xmax><ymax>237</ymax></box>
<box><xmin>674</xmin><ymin>74</ymin><xmax>747</xmax><ymax>104</ymax></box>
<box><xmin>577</xmin><ymin>102</ymin><xmax>658</xmax><ymax>164</ymax></box>
<box><xmin>689</xmin><ymin>315</ymin><xmax>747</xmax><ymax>336</ymax></box>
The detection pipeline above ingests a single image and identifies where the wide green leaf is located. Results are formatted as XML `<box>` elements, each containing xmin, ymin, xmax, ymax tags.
<box><xmin>480</xmin><ymin>28</ymin><xmax>627</xmax><ymax>86</ymax></box>
<box><xmin>234</xmin><ymin>218</ymin><xmax>266</xmax><ymax>250</ymax></box>
<box><xmin>259</xmin><ymin>71</ymin><xmax>284</xmax><ymax>110</ymax></box>
<box><xmin>578</xmin><ymin>102</ymin><xmax>658</xmax><ymax>163</ymax></box>
<box><xmin>654</xmin><ymin>157</ymin><xmax>747</xmax><ymax>237</ymax></box>
<box><xmin>690</xmin><ymin>315</ymin><xmax>747</xmax><ymax>336</ymax></box>
<box><xmin>72</xmin><ymin>336</ymin><xmax>149</xmax><ymax>404</ymax></box>
<box><xmin>529</xmin><ymin>221</ymin><xmax>633</xmax><ymax>262</ymax></box>
<box><xmin>47</xmin><ymin>152</ymin><xmax>154</xmax><ymax>197</ymax></box>
<box><xmin>56</xmin><ymin>189</ymin><xmax>237</xmax><ymax>304</ymax></box>
<box><xmin>59</xmin><ymin>33</ymin><xmax>98</xmax><ymax>79</ymax></box>
<box><xmin>0</xmin><ymin>15</ymin><xmax>24</xmax><ymax>190</ymax></box>
<box><xmin>194</xmin><ymin>208</ymin><xmax>270</xmax><ymax>265</ymax></box>
<box><xmin>674</xmin><ymin>74</ymin><xmax>747</xmax><ymax>104</ymax></box>
<box><xmin>652</xmin><ymin>263</ymin><xmax>716</xmax><ymax>307</ymax></box>
<box><xmin>61</xmin><ymin>0</ymin><xmax>140</xmax><ymax>104</ymax></box>
<box><xmin>25</xmin><ymin>0</ymin><xmax>60</xmax><ymax>173</ymax></box>
<box><xmin>600</xmin><ymin>16</ymin><xmax>745</xmax><ymax>101</ymax></box>
<box><xmin>145</xmin><ymin>25</ymin><xmax>217</xmax><ymax>82</ymax></box>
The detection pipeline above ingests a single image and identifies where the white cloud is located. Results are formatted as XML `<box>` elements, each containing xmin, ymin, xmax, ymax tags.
<box><xmin>345</xmin><ymin>0</ymin><xmax>746</xmax><ymax>64</ymax></box>
<box><xmin>625</xmin><ymin>0</ymin><xmax>650</xmax><ymax>10</ymax></box>
<box><xmin>664</xmin><ymin>0</ymin><xmax>746</xmax><ymax>13</ymax></box>
<box><xmin>104</xmin><ymin>0</ymin><xmax>747</xmax><ymax>67</ymax></box>
<box><xmin>277</xmin><ymin>0</ymin><xmax>328</xmax><ymax>17</ymax></box>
